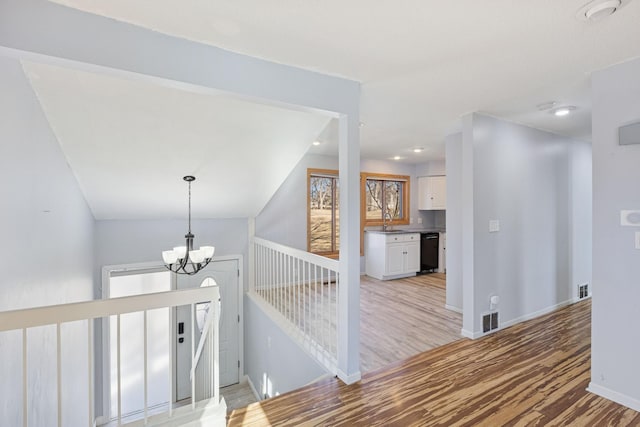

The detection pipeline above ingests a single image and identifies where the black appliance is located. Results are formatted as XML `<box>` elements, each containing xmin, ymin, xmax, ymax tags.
<box><xmin>420</xmin><ymin>232</ymin><xmax>439</xmax><ymax>272</ymax></box>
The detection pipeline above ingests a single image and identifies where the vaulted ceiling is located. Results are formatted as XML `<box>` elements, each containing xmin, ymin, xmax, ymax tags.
<box><xmin>15</xmin><ymin>1</ymin><xmax>640</xmax><ymax>219</ymax></box>
<box><xmin>49</xmin><ymin>0</ymin><xmax>640</xmax><ymax>162</ymax></box>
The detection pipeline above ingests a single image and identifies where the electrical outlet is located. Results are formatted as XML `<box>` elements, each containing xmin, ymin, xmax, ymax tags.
<box><xmin>417</xmin><ymin>217</ymin><xmax>423</xmax><ymax>224</ymax></box>
<box><xmin>410</xmin><ymin>217</ymin><xmax>414</xmax><ymax>224</ymax></box>
<box><xmin>489</xmin><ymin>220</ymin><xmax>500</xmax><ymax>233</ymax></box>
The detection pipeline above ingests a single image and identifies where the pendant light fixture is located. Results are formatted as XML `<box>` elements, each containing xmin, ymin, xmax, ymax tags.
<box><xmin>162</xmin><ymin>176</ymin><xmax>215</xmax><ymax>275</ymax></box>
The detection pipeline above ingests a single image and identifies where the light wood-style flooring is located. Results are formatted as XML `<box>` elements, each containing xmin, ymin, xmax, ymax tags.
<box><xmin>229</xmin><ymin>299</ymin><xmax>640</xmax><ymax>426</ymax></box>
<box><xmin>360</xmin><ymin>272</ymin><xmax>461</xmax><ymax>372</ymax></box>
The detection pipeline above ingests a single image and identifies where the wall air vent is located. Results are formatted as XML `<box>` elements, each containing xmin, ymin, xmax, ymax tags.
<box><xmin>578</xmin><ymin>283</ymin><xmax>589</xmax><ymax>299</ymax></box>
<box><xmin>482</xmin><ymin>311</ymin><xmax>499</xmax><ymax>333</ymax></box>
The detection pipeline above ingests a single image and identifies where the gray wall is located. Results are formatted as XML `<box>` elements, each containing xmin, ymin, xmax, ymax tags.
<box><xmin>0</xmin><ymin>55</ymin><xmax>95</xmax><ymax>426</ymax></box>
<box><xmin>590</xmin><ymin>57</ymin><xmax>640</xmax><ymax>409</ymax></box>
<box><xmin>452</xmin><ymin>113</ymin><xmax>591</xmax><ymax>336</ymax></box>
<box><xmin>244</xmin><ymin>294</ymin><xmax>326</xmax><ymax>399</ymax></box>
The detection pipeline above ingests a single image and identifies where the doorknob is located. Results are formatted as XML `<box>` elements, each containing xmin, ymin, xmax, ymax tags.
<box><xmin>178</xmin><ymin>337</ymin><xmax>184</xmax><ymax>343</ymax></box>
<box><xmin>178</xmin><ymin>322</ymin><xmax>184</xmax><ymax>334</ymax></box>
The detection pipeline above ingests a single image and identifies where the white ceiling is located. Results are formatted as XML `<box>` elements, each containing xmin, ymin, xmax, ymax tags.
<box><xmin>22</xmin><ymin>60</ymin><xmax>331</xmax><ymax>220</ymax></box>
<box><xmin>20</xmin><ymin>1</ymin><xmax>640</xmax><ymax>220</ymax></box>
<box><xmin>49</xmin><ymin>0</ymin><xmax>640</xmax><ymax>163</ymax></box>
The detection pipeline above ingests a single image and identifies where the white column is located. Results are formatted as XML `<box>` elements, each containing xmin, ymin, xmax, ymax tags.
<box><xmin>248</xmin><ymin>217</ymin><xmax>255</xmax><ymax>292</ymax></box>
<box><xmin>336</xmin><ymin>113</ymin><xmax>361</xmax><ymax>384</ymax></box>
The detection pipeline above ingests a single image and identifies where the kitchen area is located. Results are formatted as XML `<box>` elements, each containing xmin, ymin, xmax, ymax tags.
<box><xmin>365</xmin><ymin>174</ymin><xmax>446</xmax><ymax>281</ymax></box>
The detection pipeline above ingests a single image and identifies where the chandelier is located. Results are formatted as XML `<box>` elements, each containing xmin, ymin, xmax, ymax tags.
<box><xmin>162</xmin><ymin>176</ymin><xmax>215</xmax><ymax>275</ymax></box>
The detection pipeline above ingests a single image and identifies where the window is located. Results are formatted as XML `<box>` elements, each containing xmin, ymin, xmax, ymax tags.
<box><xmin>308</xmin><ymin>169</ymin><xmax>339</xmax><ymax>256</ymax></box>
<box><xmin>307</xmin><ymin>169</ymin><xmax>410</xmax><ymax>257</ymax></box>
<box><xmin>361</xmin><ymin>173</ymin><xmax>410</xmax><ymax>226</ymax></box>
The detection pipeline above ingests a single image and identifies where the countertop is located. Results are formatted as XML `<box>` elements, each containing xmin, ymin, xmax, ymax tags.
<box><xmin>366</xmin><ymin>228</ymin><xmax>445</xmax><ymax>235</ymax></box>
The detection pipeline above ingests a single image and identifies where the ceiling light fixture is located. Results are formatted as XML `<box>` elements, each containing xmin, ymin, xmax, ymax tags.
<box><xmin>312</xmin><ymin>141</ymin><xmax>321</xmax><ymax>146</ymax></box>
<box><xmin>162</xmin><ymin>176</ymin><xmax>215</xmax><ymax>275</ymax></box>
<box><xmin>550</xmin><ymin>106</ymin><xmax>577</xmax><ymax>117</ymax></box>
<box><xmin>536</xmin><ymin>101</ymin><xmax>557</xmax><ymax>111</ymax></box>
<box><xmin>393</xmin><ymin>156</ymin><xmax>401</xmax><ymax>160</ymax></box>
<box><xmin>577</xmin><ymin>0</ymin><xmax>629</xmax><ymax>22</ymax></box>
<box><xmin>413</xmin><ymin>147</ymin><xmax>424</xmax><ymax>153</ymax></box>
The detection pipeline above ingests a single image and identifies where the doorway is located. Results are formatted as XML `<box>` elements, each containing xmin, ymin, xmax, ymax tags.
<box><xmin>103</xmin><ymin>258</ymin><xmax>241</xmax><ymax>418</ymax></box>
<box><xmin>175</xmin><ymin>259</ymin><xmax>240</xmax><ymax>401</ymax></box>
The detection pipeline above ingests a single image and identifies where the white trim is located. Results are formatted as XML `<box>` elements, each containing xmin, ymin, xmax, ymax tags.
<box><xmin>461</xmin><ymin>329</ymin><xmax>481</xmax><ymax>339</ymax></box>
<box><xmin>253</xmin><ymin>237</ymin><xmax>339</xmax><ymax>271</ymax></box>
<box><xmin>499</xmin><ymin>299</ymin><xmax>574</xmax><ymax>329</ymax></box>
<box><xmin>99</xmin><ymin>255</ymin><xmax>243</xmax><ymax>422</ymax></box>
<box><xmin>461</xmin><ymin>299</ymin><xmax>576</xmax><ymax>339</ymax></box>
<box><xmin>587</xmin><ymin>383</ymin><xmax>640</xmax><ymax>412</ymax></box>
<box><xmin>244</xmin><ymin>375</ymin><xmax>262</xmax><ymax>402</ymax></box>
<box><xmin>445</xmin><ymin>304</ymin><xmax>463</xmax><ymax>314</ymax></box>
<box><xmin>336</xmin><ymin>369</ymin><xmax>361</xmax><ymax>385</ymax></box>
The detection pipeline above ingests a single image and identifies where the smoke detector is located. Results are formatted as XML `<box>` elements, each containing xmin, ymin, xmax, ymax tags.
<box><xmin>577</xmin><ymin>0</ymin><xmax>631</xmax><ymax>22</ymax></box>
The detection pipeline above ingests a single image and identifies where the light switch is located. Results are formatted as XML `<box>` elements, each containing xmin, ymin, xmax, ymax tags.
<box><xmin>636</xmin><ymin>232</ymin><xmax>640</xmax><ymax>249</ymax></box>
<box><xmin>489</xmin><ymin>220</ymin><xmax>500</xmax><ymax>233</ymax></box>
<box><xmin>621</xmin><ymin>210</ymin><xmax>640</xmax><ymax>226</ymax></box>
<box><xmin>410</xmin><ymin>217</ymin><xmax>414</xmax><ymax>224</ymax></box>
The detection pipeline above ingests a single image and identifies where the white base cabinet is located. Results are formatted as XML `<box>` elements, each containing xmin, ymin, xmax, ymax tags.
<box><xmin>365</xmin><ymin>232</ymin><xmax>420</xmax><ymax>280</ymax></box>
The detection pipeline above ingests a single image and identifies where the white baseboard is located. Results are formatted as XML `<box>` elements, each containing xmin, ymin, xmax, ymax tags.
<box><xmin>461</xmin><ymin>328</ymin><xmax>482</xmax><ymax>339</ymax></box>
<box><xmin>500</xmin><ymin>299</ymin><xmax>574</xmax><ymax>330</ymax></box>
<box><xmin>245</xmin><ymin>375</ymin><xmax>262</xmax><ymax>402</ymax></box>
<box><xmin>588</xmin><ymin>382</ymin><xmax>640</xmax><ymax>412</ymax></box>
<box><xmin>337</xmin><ymin>368</ymin><xmax>361</xmax><ymax>385</ymax></box>
<box><xmin>462</xmin><ymin>298</ymin><xmax>578</xmax><ymax>339</ymax></box>
<box><xmin>445</xmin><ymin>304</ymin><xmax>462</xmax><ymax>314</ymax></box>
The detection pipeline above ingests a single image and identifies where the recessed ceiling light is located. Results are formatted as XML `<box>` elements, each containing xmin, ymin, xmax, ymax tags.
<box><xmin>536</xmin><ymin>101</ymin><xmax>557</xmax><ymax>111</ymax></box>
<box><xmin>312</xmin><ymin>141</ymin><xmax>321</xmax><ymax>146</ymax></box>
<box><xmin>413</xmin><ymin>147</ymin><xmax>424</xmax><ymax>153</ymax></box>
<box><xmin>550</xmin><ymin>106</ymin><xmax>577</xmax><ymax>117</ymax></box>
<box><xmin>359</xmin><ymin>122</ymin><xmax>365</xmax><ymax>128</ymax></box>
<box><xmin>577</xmin><ymin>0</ymin><xmax>629</xmax><ymax>22</ymax></box>
<box><xmin>393</xmin><ymin>156</ymin><xmax>401</xmax><ymax>161</ymax></box>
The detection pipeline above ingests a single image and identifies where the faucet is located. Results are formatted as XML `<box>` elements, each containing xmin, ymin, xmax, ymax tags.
<box><xmin>383</xmin><ymin>211</ymin><xmax>393</xmax><ymax>231</ymax></box>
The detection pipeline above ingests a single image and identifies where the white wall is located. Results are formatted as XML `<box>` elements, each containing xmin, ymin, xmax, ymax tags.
<box><xmin>256</xmin><ymin>154</ymin><xmax>337</xmax><ymax>250</ymax></box>
<box><xmin>452</xmin><ymin>113</ymin><xmax>591</xmax><ymax>337</ymax></box>
<box><xmin>93</xmin><ymin>218</ymin><xmax>248</xmax><ymax>416</ymax></box>
<box><xmin>589</xmin><ymin>57</ymin><xmax>640</xmax><ymax>411</ymax></box>
<box><xmin>255</xmin><ymin>152</ymin><xmax>436</xmax><ymax>273</ymax></box>
<box><xmin>244</xmin><ymin>295</ymin><xmax>326</xmax><ymax>399</ymax></box>
<box><xmin>0</xmin><ymin>55</ymin><xmax>94</xmax><ymax>426</ymax></box>
<box><xmin>445</xmin><ymin>133</ymin><xmax>463</xmax><ymax>310</ymax></box>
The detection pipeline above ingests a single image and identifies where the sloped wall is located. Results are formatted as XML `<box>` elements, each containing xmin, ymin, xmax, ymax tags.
<box><xmin>0</xmin><ymin>55</ymin><xmax>94</xmax><ymax>426</ymax></box>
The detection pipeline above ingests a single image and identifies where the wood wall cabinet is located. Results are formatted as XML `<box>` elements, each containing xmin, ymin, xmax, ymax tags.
<box><xmin>418</xmin><ymin>176</ymin><xmax>446</xmax><ymax>210</ymax></box>
<box><xmin>365</xmin><ymin>232</ymin><xmax>420</xmax><ymax>280</ymax></box>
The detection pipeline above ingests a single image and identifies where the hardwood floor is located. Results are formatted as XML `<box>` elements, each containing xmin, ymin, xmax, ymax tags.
<box><xmin>360</xmin><ymin>273</ymin><xmax>462</xmax><ymax>372</ymax></box>
<box><xmin>229</xmin><ymin>300</ymin><xmax>640</xmax><ymax>426</ymax></box>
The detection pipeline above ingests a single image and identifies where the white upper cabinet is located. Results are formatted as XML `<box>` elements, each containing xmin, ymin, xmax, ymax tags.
<box><xmin>418</xmin><ymin>176</ymin><xmax>446</xmax><ymax>210</ymax></box>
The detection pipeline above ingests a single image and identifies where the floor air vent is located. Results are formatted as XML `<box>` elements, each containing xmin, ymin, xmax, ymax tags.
<box><xmin>482</xmin><ymin>312</ymin><xmax>499</xmax><ymax>333</ymax></box>
<box><xmin>578</xmin><ymin>283</ymin><xmax>589</xmax><ymax>299</ymax></box>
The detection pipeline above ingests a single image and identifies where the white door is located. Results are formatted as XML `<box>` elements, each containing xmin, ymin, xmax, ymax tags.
<box><xmin>386</xmin><ymin>244</ymin><xmax>405</xmax><ymax>275</ymax></box>
<box><xmin>405</xmin><ymin>241</ymin><xmax>421</xmax><ymax>272</ymax></box>
<box><xmin>175</xmin><ymin>259</ymin><xmax>239</xmax><ymax>401</ymax></box>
